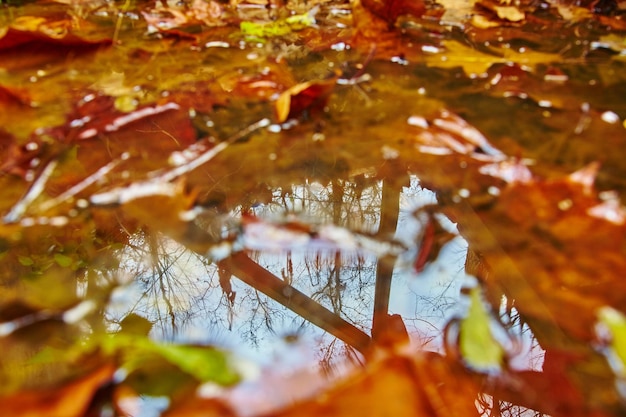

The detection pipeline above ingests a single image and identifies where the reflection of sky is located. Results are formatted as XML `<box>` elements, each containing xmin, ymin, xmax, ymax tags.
<box><xmin>106</xmin><ymin>175</ymin><xmax>542</xmax><ymax>386</ymax></box>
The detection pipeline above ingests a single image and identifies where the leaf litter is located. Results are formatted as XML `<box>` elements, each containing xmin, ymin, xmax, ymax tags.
<box><xmin>0</xmin><ymin>0</ymin><xmax>626</xmax><ymax>416</ymax></box>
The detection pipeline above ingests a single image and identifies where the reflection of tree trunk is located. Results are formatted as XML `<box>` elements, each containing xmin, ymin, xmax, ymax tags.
<box><xmin>372</xmin><ymin>175</ymin><xmax>405</xmax><ymax>341</ymax></box>
<box><xmin>219</xmin><ymin>252</ymin><xmax>372</xmax><ymax>354</ymax></box>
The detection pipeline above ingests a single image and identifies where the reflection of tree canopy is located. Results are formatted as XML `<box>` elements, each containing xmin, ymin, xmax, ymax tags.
<box><xmin>106</xmin><ymin>174</ymin><xmax>476</xmax><ymax>369</ymax></box>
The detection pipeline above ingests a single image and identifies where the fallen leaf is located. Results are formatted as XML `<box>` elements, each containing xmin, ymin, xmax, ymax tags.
<box><xmin>275</xmin><ymin>76</ymin><xmax>337</xmax><ymax>123</ymax></box>
<box><xmin>239</xmin><ymin>8</ymin><xmax>316</xmax><ymax>39</ymax></box>
<box><xmin>458</xmin><ymin>287</ymin><xmax>505</xmax><ymax>372</ymax></box>
<box><xmin>408</xmin><ymin>110</ymin><xmax>504</xmax><ymax>157</ymax></box>
<box><xmin>0</xmin><ymin>364</ymin><xmax>114</xmax><ymax>417</ymax></box>
<box><xmin>266</xmin><ymin>352</ymin><xmax>480</xmax><ymax>417</ymax></box>
<box><xmin>597</xmin><ymin>306</ymin><xmax>626</xmax><ymax>376</ymax></box>
<box><xmin>360</xmin><ymin>0</ymin><xmax>426</xmax><ymax>24</ymax></box>
<box><xmin>0</xmin><ymin>84</ymin><xmax>32</xmax><ymax>106</ymax></box>
<box><xmin>0</xmin><ymin>15</ymin><xmax>111</xmax><ymax>50</ymax></box>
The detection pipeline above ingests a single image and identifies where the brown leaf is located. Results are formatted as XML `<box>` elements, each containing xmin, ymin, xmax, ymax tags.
<box><xmin>0</xmin><ymin>364</ymin><xmax>114</xmax><ymax>417</ymax></box>
<box><xmin>0</xmin><ymin>132</ymin><xmax>44</xmax><ymax>178</ymax></box>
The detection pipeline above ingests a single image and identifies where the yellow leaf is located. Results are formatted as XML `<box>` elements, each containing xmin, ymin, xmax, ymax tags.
<box><xmin>459</xmin><ymin>287</ymin><xmax>505</xmax><ymax>372</ymax></box>
<box><xmin>598</xmin><ymin>306</ymin><xmax>626</xmax><ymax>375</ymax></box>
<box><xmin>493</xmin><ymin>5</ymin><xmax>525</xmax><ymax>21</ymax></box>
<box><xmin>431</xmin><ymin>41</ymin><xmax>561</xmax><ymax>76</ymax></box>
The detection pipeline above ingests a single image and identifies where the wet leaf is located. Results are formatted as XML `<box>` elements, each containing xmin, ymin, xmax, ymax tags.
<box><xmin>0</xmin><ymin>85</ymin><xmax>32</xmax><ymax>106</ymax></box>
<box><xmin>458</xmin><ymin>287</ymin><xmax>505</xmax><ymax>372</ymax></box>
<box><xmin>240</xmin><ymin>8</ymin><xmax>316</xmax><ymax>39</ymax></box>
<box><xmin>361</xmin><ymin>0</ymin><xmax>426</xmax><ymax>24</ymax></box>
<box><xmin>0</xmin><ymin>15</ymin><xmax>111</xmax><ymax>50</ymax></box>
<box><xmin>53</xmin><ymin>253</ymin><xmax>73</xmax><ymax>268</ymax></box>
<box><xmin>267</xmin><ymin>353</ymin><xmax>480</xmax><ymax>417</ymax></box>
<box><xmin>0</xmin><ymin>364</ymin><xmax>114</xmax><ymax>417</ymax></box>
<box><xmin>275</xmin><ymin>76</ymin><xmax>337</xmax><ymax>122</ymax></box>
<box><xmin>151</xmin><ymin>344</ymin><xmax>240</xmax><ymax>386</ymax></box>
<box><xmin>17</xmin><ymin>255</ymin><xmax>34</xmax><ymax>266</ymax></box>
<box><xmin>598</xmin><ymin>306</ymin><xmax>626</xmax><ymax>375</ymax></box>
<box><xmin>96</xmin><ymin>334</ymin><xmax>240</xmax><ymax>386</ymax></box>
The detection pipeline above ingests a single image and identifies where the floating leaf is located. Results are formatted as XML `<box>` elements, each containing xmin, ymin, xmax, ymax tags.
<box><xmin>0</xmin><ymin>15</ymin><xmax>111</xmax><ymax>50</ymax></box>
<box><xmin>17</xmin><ymin>255</ymin><xmax>34</xmax><ymax>266</ymax></box>
<box><xmin>0</xmin><ymin>365</ymin><xmax>114</xmax><ymax>417</ymax></box>
<box><xmin>361</xmin><ymin>0</ymin><xmax>426</xmax><ymax>24</ymax></box>
<box><xmin>598</xmin><ymin>306</ymin><xmax>626</xmax><ymax>375</ymax></box>
<box><xmin>459</xmin><ymin>287</ymin><xmax>505</xmax><ymax>372</ymax></box>
<box><xmin>151</xmin><ymin>344</ymin><xmax>240</xmax><ymax>386</ymax></box>
<box><xmin>275</xmin><ymin>76</ymin><xmax>337</xmax><ymax>122</ymax></box>
<box><xmin>240</xmin><ymin>9</ymin><xmax>316</xmax><ymax>39</ymax></box>
<box><xmin>98</xmin><ymin>334</ymin><xmax>240</xmax><ymax>386</ymax></box>
<box><xmin>53</xmin><ymin>253</ymin><xmax>73</xmax><ymax>268</ymax></box>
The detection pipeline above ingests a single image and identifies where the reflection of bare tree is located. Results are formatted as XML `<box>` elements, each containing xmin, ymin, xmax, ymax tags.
<box><xmin>107</xmin><ymin>172</ymin><xmax>469</xmax><ymax>372</ymax></box>
<box><xmin>219</xmin><ymin>252</ymin><xmax>372</xmax><ymax>353</ymax></box>
<box><xmin>110</xmin><ymin>230</ymin><xmax>228</xmax><ymax>339</ymax></box>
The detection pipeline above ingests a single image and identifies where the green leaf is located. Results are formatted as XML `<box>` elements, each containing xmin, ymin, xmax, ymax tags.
<box><xmin>240</xmin><ymin>9</ymin><xmax>315</xmax><ymax>39</ymax></box>
<box><xmin>18</xmin><ymin>255</ymin><xmax>34</xmax><ymax>266</ymax></box>
<box><xmin>53</xmin><ymin>253</ymin><xmax>73</xmax><ymax>268</ymax></box>
<box><xmin>459</xmin><ymin>287</ymin><xmax>505</xmax><ymax>372</ymax></box>
<box><xmin>151</xmin><ymin>344</ymin><xmax>240</xmax><ymax>386</ymax></box>
<box><xmin>240</xmin><ymin>20</ymin><xmax>292</xmax><ymax>38</ymax></box>
<box><xmin>96</xmin><ymin>334</ymin><xmax>240</xmax><ymax>386</ymax></box>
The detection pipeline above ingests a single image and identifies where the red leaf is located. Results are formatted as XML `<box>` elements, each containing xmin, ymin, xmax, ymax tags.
<box><xmin>0</xmin><ymin>84</ymin><xmax>31</xmax><ymax>106</ymax></box>
<box><xmin>0</xmin><ymin>16</ymin><xmax>111</xmax><ymax>50</ymax></box>
<box><xmin>47</xmin><ymin>96</ymin><xmax>196</xmax><ymax>148</ymax></box>
<box><xmin>360</xmin><ymin>0</ymin><xmax>426</xmax><ymax>24</ymax></box>
<box><xmin>275</xmin><ymin>76</ymin><xmax>337</xmax><ymax>123</ymax></box>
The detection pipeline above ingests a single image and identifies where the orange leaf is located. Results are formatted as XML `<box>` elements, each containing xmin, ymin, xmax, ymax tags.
<box><xmin>266</xmin><ymin>353</ymin><xmax>480</xmax><ymax>417</ymax></box>
<box><xmin>0</xmin><ymin>364</ymin><xmax>115</xmax><ymax>417</ymax></box>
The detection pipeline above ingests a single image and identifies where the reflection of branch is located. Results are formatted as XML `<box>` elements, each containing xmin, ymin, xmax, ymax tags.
<box><xmin>39</xmin><ymin>157</ymin><xmax>124</xmax><ymax>212</ymax></box>
<box><xmin>219</xmin><ymin>252</ymin><xmax>372</xmax><ymax>354</ymax></box>
<box><xmin>3</xmin><ymin>159</ymin><xmax>58</xmax><ymax>223</ymax></box>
